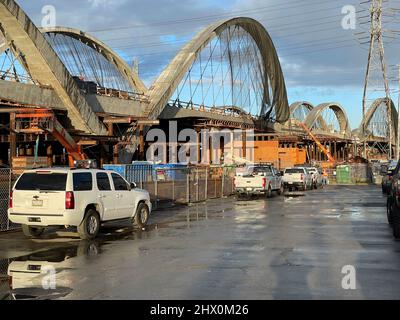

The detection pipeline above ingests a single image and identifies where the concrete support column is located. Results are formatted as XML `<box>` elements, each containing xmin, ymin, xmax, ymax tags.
<box><xmin>334</xmin><ymin>142</ymin><xmax>338</xmax><ymax>161</ymax></box>
<box><xmin>9</xmin><ymin>113</ymin><xmax>16</xmax><ymax>168</ymax></box>
<box><xmin>113</xmin><ymin>145</ymin><xmax>119</xmax><ymax>164</ymax></box>
<box><xmin>197</xmin><ymin>129</ymin><xmax>201</xmax><ymax>164</ymax></box>
<box><xmin>139</xmin><ymin>124</ymin><xmax>145</xmax><ymax>161</ymax></box>
<box><xmin>242</xmin><ymin>130</ymin><xmax>247</xmax><ymax>159</ymax></box>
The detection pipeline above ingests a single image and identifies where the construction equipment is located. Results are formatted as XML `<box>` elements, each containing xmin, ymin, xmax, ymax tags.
<box><xmin>299</xmin><ymin>122</ymin><xmax>335</xmax><ymax>164</ymax></box>
<box><xmin>14</xmin><ymin>109</ymin><xmax>87</xmax><ymax>166</ymax></box>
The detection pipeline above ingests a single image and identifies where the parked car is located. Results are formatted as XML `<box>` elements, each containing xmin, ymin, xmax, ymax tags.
<box><xmin>382</xmin><ymin>162</ymin><xmax>397</xmax><ymax>194</ymax></box>
<box><xmin>386</xmin><ymin>161</ymin><xmax>400</xmax><ymax>238</ymax></box>
<box><xmin>234</xmin><ymin>164</ymin><xmax>283</xmax><ymax>198</ymax></box>
<box><xmin>305</xmin><ymin>167</ymin><xmax>323</xmax><ymax>189</ymax></box>
<box><xmin>282</xmin><ymin>167</ymin><xmax>312</xmax><ymax>191</ymax></box>
<box><xmin>8</xmin><ymin>168</ymin><xmax>152</xmax><ymax>240</ymax></box>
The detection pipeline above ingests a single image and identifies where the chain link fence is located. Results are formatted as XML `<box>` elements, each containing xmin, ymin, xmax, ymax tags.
<box><xmin>0</xmin><ymin>165</ymin><xmax>236</xmax><ymax>231</ymax></box>
<box><xmin>126</xmin><ymin>165</ymin><xmax>236</xmax><ymax>209</ymax></box>
<box><xmin>0</xmin><ymin>169</ymin><xmax>15</xmax><ymax>232</ymax></box>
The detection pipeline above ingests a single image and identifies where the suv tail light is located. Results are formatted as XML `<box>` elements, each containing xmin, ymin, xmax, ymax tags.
<box><xmin>262</xmin><ymin>178</ymin><xmax>267</xmax><ymax>188</ymax></box>
<box><xmin>9</xmin><ymin>190</ymin><xmax>13</xmax><ymax>209</ymax></box>
<box><xmin>65</xmin><ymin>192</ymin><xmax>75</xmax><ymax>210</ymax></box>
<box><xmin>301</xmin><ymin>174</ymin><xmax>304</xmax><ymax>181</ymax></box>
<box><xmin>233</xmin><ymin>178</ymin><xmax>236</xmax><ymax>188</ymax></box>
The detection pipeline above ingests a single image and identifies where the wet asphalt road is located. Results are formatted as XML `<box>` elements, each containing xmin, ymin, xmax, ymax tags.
<box><xmin>1</xmin><ymin>185</ymin><xmax>400</xmax><ymax>300</ymax></box>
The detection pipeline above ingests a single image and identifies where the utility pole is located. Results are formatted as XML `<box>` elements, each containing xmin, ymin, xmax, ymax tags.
<box><xmin>361</xmin><ymin>0</ymin><xmax>393</xmax><ymax>160</ymax></box>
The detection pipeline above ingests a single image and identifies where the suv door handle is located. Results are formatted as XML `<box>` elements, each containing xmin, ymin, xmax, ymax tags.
<box><xmin>98</xmin><ymin>195</ymin><xmax>105</xmax><ymax>199</ymax></box>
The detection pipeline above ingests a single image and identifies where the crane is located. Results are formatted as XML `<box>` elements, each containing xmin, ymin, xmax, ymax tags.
<box><xmin>299</xmin><ymin>122</ymin><xmax>335</xmax><ymax>164</ymax></box>
<box><xmin>14</xmin><ymin>109</ymin><xmax>87</xmax><ymax>167</ymax></box>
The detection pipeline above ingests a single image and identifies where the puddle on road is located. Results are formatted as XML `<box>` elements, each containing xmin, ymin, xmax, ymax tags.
<box><xmin>0</xmin><ymin>201</ymin><xmax>239</xmax><ymax>300</ymax></box>
<box><xmin>284</xmin><ymin>192</ymin><xmax>306</xmax><ymax>198</ymax></box>
<box><xmin>0</xmin><ymin>187</ymin><xmax>386</xmax><ymax>300</ymax></box>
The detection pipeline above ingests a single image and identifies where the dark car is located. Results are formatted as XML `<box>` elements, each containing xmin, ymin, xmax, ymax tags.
<box><xmin>382</xmin><ymin>164</ymin><xmax>397</xmax><ymax>194</ymax></box>
<box><xmin>386</xmin><ymin>161</ymin><xmax>400</xmax><ymax>238</ymax></box>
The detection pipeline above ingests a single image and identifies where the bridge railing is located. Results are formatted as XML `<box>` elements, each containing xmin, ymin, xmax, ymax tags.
<box><xmin>168</xmin><ymin>100</ymin><xmax>254</xmax><ymax>119</ymax></box>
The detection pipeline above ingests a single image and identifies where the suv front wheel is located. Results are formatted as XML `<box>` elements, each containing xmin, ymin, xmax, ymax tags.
<box><xmin>78</xmin><ymin>209</ymin><xmax>100</xmax><ymax>240</ymax></box>
<box><xmin>133</xmin><ymin>203</ymin><xmax>150</xmax><ymax>229</ymax></box>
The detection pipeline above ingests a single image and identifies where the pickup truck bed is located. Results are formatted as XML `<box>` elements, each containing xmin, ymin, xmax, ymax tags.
<box><xmin>235</xmin><ymin>165</ymin><xmax>283</xmax><ymax>197</ymax></box>
<box><xmin>282</xmin><ymin>167</ymin><xmax>310</xmax><ymax>191</ymax></box>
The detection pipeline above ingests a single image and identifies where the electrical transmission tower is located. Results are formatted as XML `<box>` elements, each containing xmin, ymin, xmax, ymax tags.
<box><xmin>361</xmin><ymin>0</ymin><xmax>393</xmax><ymax>159</ymax></box>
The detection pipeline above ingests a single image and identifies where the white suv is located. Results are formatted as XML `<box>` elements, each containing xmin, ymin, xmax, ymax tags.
<box><xmin>8</xmin><ymin>168</ymin><xmax>152</xmax><ymax>240</ymax></box>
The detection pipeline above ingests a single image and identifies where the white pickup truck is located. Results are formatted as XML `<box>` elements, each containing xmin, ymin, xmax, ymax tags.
<box><xmin>305</xmin><ymin>167</ymin><xmax>323</xmax><ymax>189</ymax></box>
<box><xmin>282</xmin><ymin>167</ymin><xmax>313</xmax><ymax>191</ymax></box>
<box><xmin>234</xmin><ymin>165</ymin><xmax>283</xmax><ymax>198</ymax></box>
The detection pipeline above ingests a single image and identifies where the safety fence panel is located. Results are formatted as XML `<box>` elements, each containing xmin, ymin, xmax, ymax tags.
<box><xmin>123</xmin><ymin>166</ymin><xmax>235</xmax><ymax>208</ymax></box>
<box><xmin>0</xmin><ymin>169</ymin><xmax>16</xmax><ymax>232</ymax></box>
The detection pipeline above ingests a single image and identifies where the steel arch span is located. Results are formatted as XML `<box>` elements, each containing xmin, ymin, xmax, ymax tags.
<box><xmin>41</xmin><ymin>27</ymin><xmax>147</xmax><ymax>94</ymax></box>
<box><xmin>304</xmin><ymin>103</ymin><xmax>351</xmax><ymax>137</ymax></box>
<box><xmin>0</xmin><ymin>0</ymin><xmax>106</xmax><ymax>135</ymax></box>
<box><xmin>144</xmin><ymin>17</ymin><xmax>290</xmax><ymax>124</ymax></box>
<box><xmin>359</xmin><ymin>98</ymin><xmax>398</xmax><ymax>143</ymax></box>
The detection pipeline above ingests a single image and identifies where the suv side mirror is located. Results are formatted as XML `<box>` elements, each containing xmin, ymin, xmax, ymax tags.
<box><xmin>130</xmin><ymin>182</ymin><xmax>137</xmax><ymax>190</ymax></box>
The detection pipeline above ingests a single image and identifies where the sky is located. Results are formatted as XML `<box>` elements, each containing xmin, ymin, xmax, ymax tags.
<box><xmin>13</xmin><ymin>0</ymin><xmax>400</xmax><ymax>129</ymax></box>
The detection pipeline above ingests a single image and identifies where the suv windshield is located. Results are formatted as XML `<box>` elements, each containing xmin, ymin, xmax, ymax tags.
<box><xmin>285</xmin><ymin>168</ymin><xmax>304</xmax><ymax>174</ymax></box>
<box><xmin>15</xmin><ymin>173</ymin><xmax>67</xmax><ymax>191</ymax></box>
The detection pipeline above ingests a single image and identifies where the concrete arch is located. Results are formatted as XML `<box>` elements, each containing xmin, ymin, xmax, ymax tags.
<box><xmin>144</xmin><ymin>17</ymin><xmax>289</xmax><ymax>123</ymax></box>
<box><xmin>0</xmin><ymin>32</ymin><xmax>6</xmax><ymax>52</ymax></box>
<box><xmin>289</xmin><ymin>101</ymin><xmax>314</xmax><ymax>120</ymax></box>
<box><xmin>359</xmin><ymin>98</ymin><xmax>398</xmax><ymax>142</ymax></box>
<box><xmin>41</xmin><ymin>27</ymin><xmax>147</xmax><ymax>94</ymax></box>
<box><xmin>0</xmin><ymin>0</ymin><xmax>106</xmax><ymax>135</ymax></box>
<box><xmin>305</xmin><ymin>103</ymin><xmax>351</xmax><ymax>137</ymax></box>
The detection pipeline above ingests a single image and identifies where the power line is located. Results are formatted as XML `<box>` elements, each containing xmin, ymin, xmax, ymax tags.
<box><xmin>87</xmin><ymin>0</ymin><xmax>338</xmax><ymax>33</ymax></box>
<box><xmin>102</xmin><ymin>12</ymin><xmax>348</xmax><ymax>50</ymax></box>
<box><xmin>108</xmin><ymin>14</ymin><xmax>355</xmax><ymax>53</ymax></box>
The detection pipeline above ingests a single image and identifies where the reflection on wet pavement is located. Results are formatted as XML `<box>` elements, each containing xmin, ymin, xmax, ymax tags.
<box><xmin>1</xmin><ymin>185</ymin><xmax>400</xmax><ymax>300</ymax></box>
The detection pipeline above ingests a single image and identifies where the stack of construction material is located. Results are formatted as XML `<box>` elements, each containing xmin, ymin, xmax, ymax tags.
<box><xmin>351</xmin><ymin>163</ymin><xmax>372</xmax><ymax>184</ymax></box>
<box><xmin>12</xmin><ymin>157</ymin><xmax>48</xmax><ymax>175</ymax></box>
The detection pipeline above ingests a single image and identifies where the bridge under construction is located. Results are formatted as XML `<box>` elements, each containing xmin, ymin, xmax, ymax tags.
<box><xmin>0</xmin><ymin>0</ymin><xmax>395</xmax><ymax>170</ymax></box>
